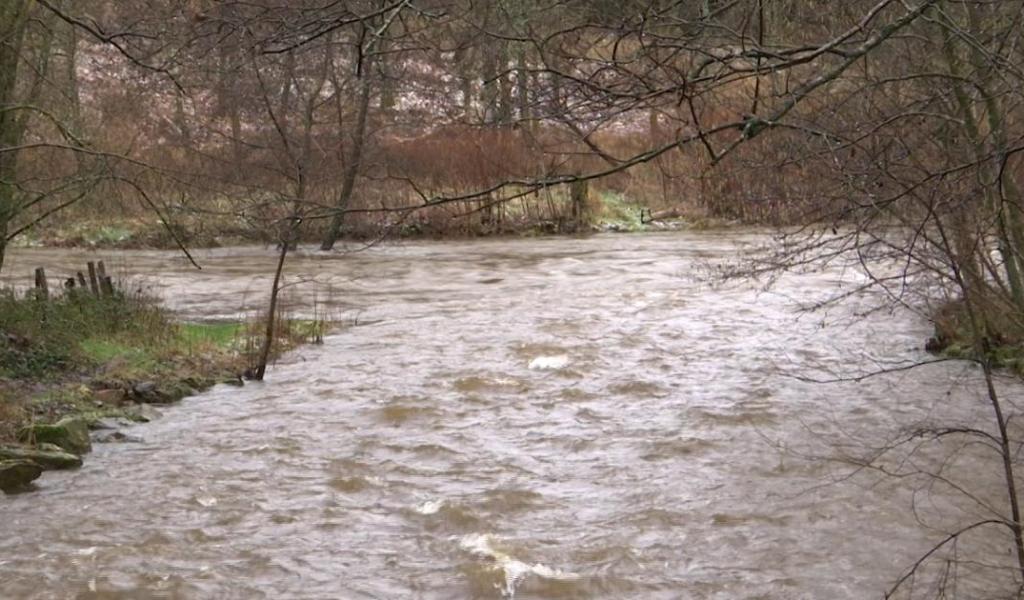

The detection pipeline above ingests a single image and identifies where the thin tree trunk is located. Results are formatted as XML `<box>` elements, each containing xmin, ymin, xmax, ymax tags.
<box><xmin>940</xmin><ymin>9</ymin><xmax>1024</xmax><ymax>309</ymax></box>
<box><xmin>0</xmin><ymin>223</ymin><xmax>8</xmax><ymax>275</ymax></box>
<box><xmin>60</xmin><ymin>0</ymin><xmax>80</xmax><ymax>132</ymax></box>
<box><xmin>515</xmin><ymin>47</ymin><xmax>529</xmax><ymax>124</ymax></box>
<box><xmin>320</xmin><ymin>71</ymin><xmax>372</xmax><ymax>250</ymax></box>
<box><xmin>939</xmin><ymin>27</ymin><xmax>1010</xmax><ymax>315</ymax></box>
<box><xmin>496</xmin><ymin>42</ymin><xmax>512</xmax><ymax>124</ymax></box>
<box><xmin>252</xmin><ymin>228</ymin><xmax>291</xmax><ymax>381</ymax></box>
<box><xmin>935</xmin><ymin>215</ymin><xmax>1024</xmax><ymax>582</ymax></box>
<box><xmin>458</xmin><ymin>47</ymin><xmax>474</xmax><ymax>121</ymax></box>
<box><xmin>981</xmin><ymin>357</ymin><xmax>1024</xmax><ymax>582</ymax></box>
<box><xmin>964</xmin><ymin>0</ymin><xmax>1024</xmax><ymax>311</ymax></box>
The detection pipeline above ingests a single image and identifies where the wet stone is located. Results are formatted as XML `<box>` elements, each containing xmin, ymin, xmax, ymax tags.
<box><xmin>92</xmin><ymin>388</ymin><xmax>127</xmax><ymax>405</ymax></box>
<box><xmin>122</xmin><ymin>404</ymin><xmax>162</xmax><ymax>423</ymax></box>
<box><xmin>93</xmin><ymin>431</ymin><xmax>143</xmax><ymax>444</ymax></box>
<box><xmin>19</xmin><ymin>416</ymin><xmax>92</xmax><ymax>455</ymax></box>
<box><xmin>0</xmin><ymin>459</ymin><xmax>43</xmax><ymax>492</ymax></box>
<box><xmin>132</xmin><ymin>380</ymin><xmax>196</xmax><ymax>404</ymax></box>
<box><xmin>0</xmin><ymin>445</ymin><xmax>82</xmax><ymax>470</ymax></box>
<box><xmin>90</xmin><ymin>417</ymin><xmax>137</xmax><ymax>431</ymax></box>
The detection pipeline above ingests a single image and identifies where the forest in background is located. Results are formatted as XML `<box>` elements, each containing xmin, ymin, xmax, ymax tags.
<box><xmin>3</xmin><ymin>0</ymin><xmax>975</xmax><ymax>253</ymax></box>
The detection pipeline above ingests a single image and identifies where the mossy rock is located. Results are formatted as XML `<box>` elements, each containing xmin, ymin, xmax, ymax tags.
<box><xmin>0</xmin><ymin>459</ymin><xmax>43</xmax><ymax>492</ymax></box>
<box><xmin>163</xmin><ymin>380</ymin><xmax>198</xmax><ymax>402</ymax></box>
<box><xmin>182</xmin><ymin>376</ymin><xmax>216</xmax><ymax>392</ymax></box>
<box><xmin>131</xmin><ymin>380</ymin><xmax>196</xmax><ymax>404</ymax></box>
<box><xmin>0</xmin><ymin>445</ymin><xmax>82</xmax><ymax>470</ymax></box>
<box><xmin>19</xmin><ymin>416</ymin><xmax>92</xmax><ymax>455</ymax></box>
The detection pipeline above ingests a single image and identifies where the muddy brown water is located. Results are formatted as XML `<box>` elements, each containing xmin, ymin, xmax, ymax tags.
<box><xmin>0</xmin><ymin>232</ymin><xmax>1020</xmax><ymax>598</ymax></box>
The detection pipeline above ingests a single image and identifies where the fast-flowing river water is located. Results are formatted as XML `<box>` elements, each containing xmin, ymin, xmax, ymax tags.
<box><xmin>1</xmin><ymin>232</ymin><xmax>1020</xmax><ymax>599</ymax></box>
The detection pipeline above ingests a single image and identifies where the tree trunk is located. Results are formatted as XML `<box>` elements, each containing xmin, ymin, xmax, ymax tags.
<box><xmin>939</xmin><ymin>23</ymin><xmax>1020</xmax><ymax>315</ymax></box>
<box><xmin>0</xmin><ymin>0</ymin><xmax>32</xmax><ymax>275</ymax></box>
<box><xmin>0</xmin><ymin>220</ymin><xmax>8</xmax><ymax>274</ymax></box>
<box><xmin>457</xmin><ymin>47</ymin><xmax>474</xmax><ymax>121</ymax></box>
<box><xmin>61</xmin><ymin>0</ymin><xmax>81</xmax><ymax>131</ymax></box>
<box><xmin>320</xmin><ymin>69</ymin><xmax>373</xmax><ymax>251</ymax></box>
<box><xmin>570</xmin><ymin>178</ymin><xmax>589</xmax><ymax>232</ymax></box>
<box><xmin>496</xmin><ymin>42</ymin><xmax>512</xmax><ymax>124</ymax></box>
<box><xmin>252</xmin><ymin>224</ymin><xmax>293</xmax><ymax>381</ymax></box>
<box><xmin>480</xmin><ymin>40</ymin><xmax>499</xmax><ymax>123</ymax></box>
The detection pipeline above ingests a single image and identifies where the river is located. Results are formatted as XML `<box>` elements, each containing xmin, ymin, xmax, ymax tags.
<box><xmin>0</xmin><ymin>232</ymin><xmax>1019</xmax><ymax>598</ymax></box>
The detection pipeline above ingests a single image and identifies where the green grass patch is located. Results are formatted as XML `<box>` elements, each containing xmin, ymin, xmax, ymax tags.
<box><xmin>83</xmin><ymin>225</ymin><xmax>133</xmax><ymax>245</ymax></box>
<box><xmin>78</xmin><ymin>337</ymin><xmax>158</xmax><ymax>373</ymax></box>
<box><xmin>596</xmin><ymin>191</ymin><xmax>645</xmax><ymax>231</ymax></box>
<box><xmin>178</xmin><ymin>322</ymin><xmax>244</xmax><ymax>348</ymax></box>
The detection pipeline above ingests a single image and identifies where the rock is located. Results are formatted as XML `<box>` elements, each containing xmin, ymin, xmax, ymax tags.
<box><xmin>925</xmin><ymin>336</ymin><xmax>949</xmax><ymax>353</ymax></box>
<box><xmin>93</xmin><ymin>388</ymin><xmax>126</xmax><ymax>405</ymax></box>
<box><xmin>0</xmin><ymin>445</ymin><xmax>82</xmax><ymax>470</ymax></box>
<box><xmin>132</xmin><ymin>380</ymin><xmax>195</xmax><ymax>404</ymax></box>
<box><xmin>0</xmin><ymin>460</ymin><xmax>43</xmax><ymax>492</ymax></box>
<box><xmin>183</xmin><ymin>376</ymin><xmax>215</xmax><ymax>391</ymax></box>
<box><xmin>164</xmin><ymin>380</ymin><xmax>197</xmax><ymax>402</ymax></box>
<box><xmin>89</xmin><ymin>418</ymin><xmax>117</xmax><ymax>431</ymax></box>
<box><xmin>19</xmin><ymin>416</ymin><xmax>92</xmax><ymax>455</ymax></box>
<box><xmin>131</xmin><ymin>381</ymin><xmax>159</xmax><ymax>401</ymax></box>
<box><xmin>93</xmin><ymin>431</ymin><xmax>143</xmax><ymax>444</ymax></box>
<box><xmin>132</xmin><ymin>387</ymin><xmax>170</xmax><ymax>404</ymax></box>
<box><xmin>123</xmin><ymin>404</ymin><xmax>162</xmax><ymax>423</ymax></box>
<box><xmin>89</xmin><ymin>417</ymin><xmax>136</xmax><ymax>431</ymax></box>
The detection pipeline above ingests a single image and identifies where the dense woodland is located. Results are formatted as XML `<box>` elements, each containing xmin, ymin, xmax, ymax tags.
<box><xmin>0</xmin><ymin>1</ymin><xmax>1014</xmax><ymax>259</ymax></box>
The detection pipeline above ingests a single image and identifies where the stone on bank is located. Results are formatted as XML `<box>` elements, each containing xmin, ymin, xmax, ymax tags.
<box><xmin>0</xmin><ymin>459</ymin><xmax>43</xmax><ymax>492</ymax></box>
<box><xmin>18</xmin><ymin>416</ymin><xmax>92</xmax><ymax>455</ymax></box>
<box><xmin>0</xmin><ymin>445</ymin><xmax>82</xmax><ymax>470</ymax></box>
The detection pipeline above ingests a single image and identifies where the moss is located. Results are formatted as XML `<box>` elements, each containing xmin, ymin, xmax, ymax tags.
<box><xmin>19</xmin><ymin>416</ymin><xmax>91</xmax><ymax>455</ymax></box>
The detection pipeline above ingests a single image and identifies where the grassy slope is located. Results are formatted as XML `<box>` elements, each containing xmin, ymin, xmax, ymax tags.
<box><xmin>0</xmin><ymin>288</ymin><xmax>322</xmax><ymax>444</ymax></box>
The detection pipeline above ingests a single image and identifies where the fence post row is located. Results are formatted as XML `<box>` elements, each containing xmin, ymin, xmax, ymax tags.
<box><xmin>33</xmin><ymin>261</ymin><xmax>116</xmax><ymax>300</ymax></box>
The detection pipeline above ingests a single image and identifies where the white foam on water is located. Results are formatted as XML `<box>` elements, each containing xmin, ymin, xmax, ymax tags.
<box><xmin>458</xmin><ymin>533</ymin><xmax>579</xmax><ymax>598</ymax></box>
<box><xmin>528</xmin><ymin>355</ymin><xmax>570</xmax><ymax>370</ymax></box>
<box><xmin>416</xmin><ymin>499</ymin><xmax>445</xmax><ymax>515</ymax></box>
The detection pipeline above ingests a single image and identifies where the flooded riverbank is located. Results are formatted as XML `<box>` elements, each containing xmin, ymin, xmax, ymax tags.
<box><xmin>1</xmin><ymin>232</ymin><xmax>1018</xmax><ymax>598</ymax></box>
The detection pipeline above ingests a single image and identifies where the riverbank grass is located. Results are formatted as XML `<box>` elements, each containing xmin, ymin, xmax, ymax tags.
<box><xmin>0</xmin><ymin>284</ymin><xmax>326</xmax><ymax>449</ymax></box>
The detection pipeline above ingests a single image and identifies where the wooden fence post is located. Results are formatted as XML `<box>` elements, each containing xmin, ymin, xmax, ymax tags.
<box><xmin>570</xmin><ymin>178</ymin><xmax>590</xmax><ymax>232</ymax></box>
<box><xmin>34</xmin><ymin>267</ymin><xmax>49</xmax><ymax>301</ymax></box>
<box><xmin>87</xmin><ymin>262</ymin><xmax>99</xmax><ymax>295</ymax></box>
